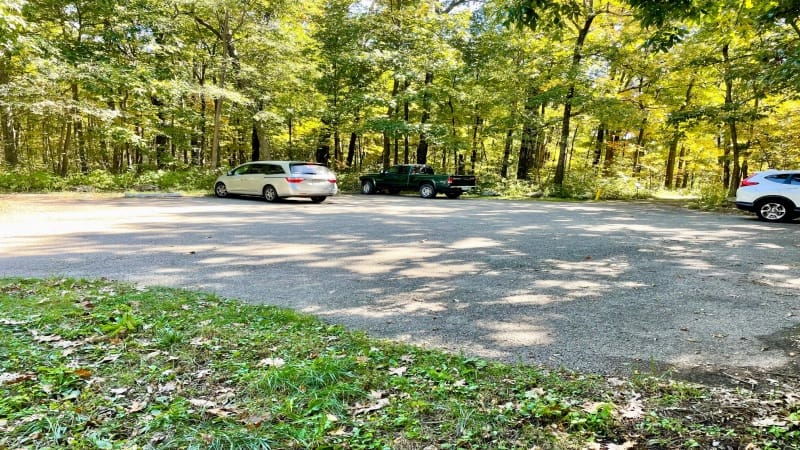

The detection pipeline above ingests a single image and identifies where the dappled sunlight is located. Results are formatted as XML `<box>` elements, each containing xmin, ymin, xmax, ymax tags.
<box><xmin>483</xmin><ymin>293</ymin><xmax>557</xmax><ymax>306</ymax></box>
<box><xmin>547</xmin><ymin>258</ymin><xmax>629</xmax><ymax>277</ymax></box>
<box><xmin>3</xmin><ymin>194</ymin><xmax>800</xmax><ymax>377</ymax></box>
<box><xmin>476</xmin><ymin>320</ymin><xmax>554</xmax><ymax>346</ymax></box>
<box><xmin>448</xmin><ymin>237</ymin><xmax>503</xmax><ymax>249</ymax></box>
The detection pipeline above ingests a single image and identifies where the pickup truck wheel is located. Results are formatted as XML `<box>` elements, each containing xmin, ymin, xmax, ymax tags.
<box><xmin>445</xmin><ymin>192</ymin><xmax>462</xmax><ymax>199</ymax></box>
<box><xmin>419</xmin><ymin>183</ymin><xmax>436</xmax><ymax>199</ymax></box>
<box><xmin>361</xmin><ymin>180</ymin><xmax>376</xmax><ymax>195</ymax></box>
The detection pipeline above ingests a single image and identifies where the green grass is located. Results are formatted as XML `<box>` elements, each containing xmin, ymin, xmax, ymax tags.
<box><xmin>2</xmin><ymin>278</ymin><xmax>799</xmax><ymax>449</ymax></box>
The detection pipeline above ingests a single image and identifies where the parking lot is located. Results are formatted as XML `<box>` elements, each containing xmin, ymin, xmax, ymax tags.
<box><xmin>1</xmin><ymin>193</ymin><xmax>799</xmax><ymax>378</ymax></box>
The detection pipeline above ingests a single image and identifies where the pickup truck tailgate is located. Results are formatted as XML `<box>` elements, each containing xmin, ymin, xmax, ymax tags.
<box><xmin>449</xmin><ymin>175</ymin><xmax>476</xmax><ymax>187</ymax></box>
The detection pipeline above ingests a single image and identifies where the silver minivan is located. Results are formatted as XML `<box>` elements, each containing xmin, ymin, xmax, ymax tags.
<box><xmin>214</xmin><ymin>161</ymin><xmax>338</xmax><ymax>203</ymax></box>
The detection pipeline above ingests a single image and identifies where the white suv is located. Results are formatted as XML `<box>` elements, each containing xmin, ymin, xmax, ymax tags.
<box><xmin>735</xmin><ymin>169</ymin><xmax>800</xmax><ymax>222</ymax></box>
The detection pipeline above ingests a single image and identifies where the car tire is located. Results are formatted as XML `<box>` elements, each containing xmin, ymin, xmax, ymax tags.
<box><xmin>755</xmin><ymin>199</ymin><xmax>792</xmax><ymax>222</ymax></box>
<box><xmin>310</xmin><ymin>196</ymin><xmax>326</xmax><ymax>203</ymax></box>
<box><xmin>445</xmin><ymin>192</ymin><xmax>461</xmax><ymax>199</ymax></box>
<box><xmin>214</xmin><ymin>182</ymin><xmax>228</xmax><ymax>198</ymax></box>
<box><xmin>361</xmin><ymin>180</ymin><xmax>376</xmax><ymax>195</ymax></box>
<box><xmin>419</xmin><ymin>183</ymin><xmax>436</xmax><ymax>199</ymax></box>
<box><xmin>263</xmin><ymin>185</ymin><xmax>279</xmax><ymax>203</ymax></box>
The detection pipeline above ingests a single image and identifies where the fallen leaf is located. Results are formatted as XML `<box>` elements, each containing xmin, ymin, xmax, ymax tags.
<box><xmin>207</xmin><ymin>408</ymin><xmax>231</xmax><ymax>418</ymax></box>
<box><xmin>110</xmin><ymin>387</ymin><xmax>128</xmax><ymax>396</ymax></box>
<box><xmin>388</xmin><ymin>366</ymin><xmax>407</xmax><ymax>376</ymax></box>
<box><xmin>0</xmin><ymin>372</ymin><xmax>36</xmax><ymax>385</ymax></box>
<box><xmin>328</xmin><ymin>427</ymin><xmax>347</xmax><ymax>436</ymax></box>
<box><xmin>753</xmin><ymin>417</ymin><xmax>787</xmax><ymax>427</ymax></box>
<box><xmin>128</xmin><ymin>400</ymin><xmax>148</xmax><ymax>413</ymax></box>
<box><xmin>352</xmin><ymin>398</ymin><xmax>390</xmax><ymax>415</ymax></box>
<box><xmin>619</xmin><ymin>396</ymin><xmax>644</xmax><ymax>419</ymax></box>
<box><xmin>524</xmin><ymin>388</ymin><xmax>545</xmax><ymax>399</ymax></box>
<box><xmin>73</xmin><ymin>368</ymin><xmax>92</xmax><ymax>379</ymax></box>
<box><xmin>241</xmin><ymin>413</ymin><xmax>271</xmax><ymax>428</ymax></box>
<box><xmin>189</xmin><ymin>398</ymin><xmax>217</xmax><ymax>408</ymax></box>
<box><xmin>33</xmin><ymin>333</ymin><xmax>63</xmax><ymax>343</ymax></box>
<box><xmin>257</xmin><ymin>357</ymin><xmax>286</xmax><ymax>368</ymax></box>
<box><xmin>159</xmin><ymin>381</ymin><xmax>178</xmax><ymax>393</ymax></box>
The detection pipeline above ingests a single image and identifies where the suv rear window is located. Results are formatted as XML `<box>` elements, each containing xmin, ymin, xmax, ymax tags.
<box><xmin>765</xmin><ymin>174</ymin><xmax>791</xmax><ymax>183</ymax></box>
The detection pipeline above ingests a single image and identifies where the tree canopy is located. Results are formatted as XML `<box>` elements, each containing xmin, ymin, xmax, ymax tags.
<box><xmin>2</xmin><ymin>0</ymin><xmax>799</xmax><ymax>196</ymax></box>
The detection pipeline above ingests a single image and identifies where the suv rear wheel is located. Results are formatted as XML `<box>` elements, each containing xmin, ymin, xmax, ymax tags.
<box><xmin>756</xmin><ymin>199</ymin><xmax>792</xmax><ymax>222</ymax></box>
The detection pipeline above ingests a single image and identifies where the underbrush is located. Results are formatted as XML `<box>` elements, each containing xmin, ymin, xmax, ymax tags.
<box><xmin>0</xmin><ymin>168</ymin><xmax>219</xmax><ymax>193</ymax></box>
<box><xmin>2</xmin><ymin>278</ymin><xmax>798</xmax><ymax>449</ymax></box>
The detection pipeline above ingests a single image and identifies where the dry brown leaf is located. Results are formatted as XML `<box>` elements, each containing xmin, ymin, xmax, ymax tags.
<box><xmin>159</xmin><ymin>381</ymin><xmax>178</xmax><ymax>393</ymax></box>
<box><xmin>257</xmin><ymin>357</ymin><xmax>286</xmax><ymax>368</ymax></box>
<box><xmin>388</xmin><ymin>366</ymin><xmax>407</xmax><ymax>376</ymax></box>
<box><xmin>73</xmin><ymin>368</ymin><xmax>92</xmax><ymax>379</ymax></box>
<box><xmin>33</xmin><ymin>333</ymin><xmax>63</xmax><ymax>343</ymax></box>
<box><xmin>0</xmin><ymin>372</ymin><xmax>36</xmax><ymax>385</ymax></box>
<box><xmin>128</xmin><ymin>400</ymin><xmax>148</xmax><ymax>413</ymax></box>
<box><xmin>207</xmin><ymin>408</ymin><xmax>231</xmax><ymax>418</ymax></box>
<box><xmin>189</xmin><ymin>398</ymin><xmax>217</xmax><ymax>409</ymax></box>
<box><xmin>328</xmin><ymin>427</ymin><xmax>347</xmax><ymax>436</ymax></box>
<box><xmin>353</xmin><ymin>398</ymin><xmax>390</xmax><ymax>415</ymax></box>
<box><xmin>241</xmin><ymin>413</ymin><xmax>271</xmax><ymax>428</ymax></box>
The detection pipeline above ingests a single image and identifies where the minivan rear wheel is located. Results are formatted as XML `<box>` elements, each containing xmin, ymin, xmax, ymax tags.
<box><xmin>756</xmin><ymin>199</ymin><xmax>791</xmax><ymax>222</ymax></box>
<box><xmin>263</xmin><ymin>185</ymin><xmax>279</xmax><ymax>203</ymax></box>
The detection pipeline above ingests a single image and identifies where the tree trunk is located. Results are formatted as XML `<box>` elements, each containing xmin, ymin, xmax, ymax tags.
<box><xmin>517</xmin><ymin>90</ymin><xmax>540</xmax><ymax>180</ymax></box>
<box><xmin>470</xmin><ymin>112</ymin><xmax>481</xmax><ymax>174</ymax></box>
<box><xmin>0</xmin><ymin>58</ymin><xmax>18</xmax><ymax>167</ymax></box>
<box><xmin>501</xmin><ymin>128</ymin><xmax>513</xmax><ymax>179</ymax></box>
<box><xmin>593</xmin><ymin>125</ymin><xmax>605</xmax><ymax>166</ymax></box>
<box><xmin>382</xmin><ymin>78</ymin><xmax>399</xmax><ymax>169</ymax></box>
<box><xmin>553</xmin><ymin>13</ymin><xmax>596</xmax><ymax>190</ymax></box>
<box><xmin>722</xmin><ymin>43</ymin><xmax>741</xmax><ymax>195</ymax></box>
<box><xmin>416</xmin><ymin>72</ymin><xmax>433</xmax><ymax>164</ymax></box>
<box><xmin>347</xmin><ymin>131</ymin><xmax>357</xmax><ymax>167</ymax></box>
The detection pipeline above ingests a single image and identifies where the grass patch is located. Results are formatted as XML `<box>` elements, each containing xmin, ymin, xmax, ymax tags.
<box><xmin>2</xmin><ymin>278</ymin><xmax>799</xmax><ymax>449</ymax></box>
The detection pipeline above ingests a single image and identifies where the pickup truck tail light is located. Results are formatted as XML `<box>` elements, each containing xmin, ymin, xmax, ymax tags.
<box><xmin>285</xmin><ymin>177</ymin><xmax>304</xmax><ymax>183</ymax></box>
<box><xmin>448</xmin><ymin>176</ymin><xmax>453</xmax><ymax>184</ymax></box>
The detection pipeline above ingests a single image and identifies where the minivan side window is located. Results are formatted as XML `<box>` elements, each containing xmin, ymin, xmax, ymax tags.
<box><xmin>790</xmin><ymin>174</ymin><xmax>800</xmax><ymax>185</ymax></box>
<box><xmin>265</xmin><ymin>164</ymin><xmax>285</xmax><ymax>175</ymax></box>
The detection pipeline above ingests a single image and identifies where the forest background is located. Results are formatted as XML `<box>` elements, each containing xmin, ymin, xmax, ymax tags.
<box><xmin>1</xmin><ymin>0</ymin><xmax>799</xmax><ymax>200</ymax></box>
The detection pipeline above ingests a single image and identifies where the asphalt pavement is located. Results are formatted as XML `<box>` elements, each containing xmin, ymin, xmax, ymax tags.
<box><xmin>2</xmin><ymin>193</ymin><xmax>799</xmax><ymax>379</ymax></box>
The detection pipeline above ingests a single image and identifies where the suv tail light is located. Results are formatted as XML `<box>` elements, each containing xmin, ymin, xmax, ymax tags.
<box><xmin>740</xmin><ymin>176</ymin><xmax>759</xmax><ymax>187</ymax></box>
<box><xmin>285</xmin><ymin>177</ymin><xmax>304</xmax><ymax>183</ymax></box>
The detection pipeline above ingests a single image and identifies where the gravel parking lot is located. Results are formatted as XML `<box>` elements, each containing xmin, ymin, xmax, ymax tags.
<box><xmin>2</xmin><ymin>193</ymin><xmax>799</xmax><ymax>379</ymax></box>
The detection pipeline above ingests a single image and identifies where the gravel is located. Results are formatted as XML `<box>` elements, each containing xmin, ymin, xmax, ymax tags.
<box><xmin>2</xmin><ymin>193</ymin><xmax>799</xmax><ymax>378</ymax></box>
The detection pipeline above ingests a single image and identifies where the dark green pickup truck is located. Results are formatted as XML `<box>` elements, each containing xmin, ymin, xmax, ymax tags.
<box><xmin>359</xmin><ymin>164</ymin><xmax>476</xmax><ymax>199</ymax></box>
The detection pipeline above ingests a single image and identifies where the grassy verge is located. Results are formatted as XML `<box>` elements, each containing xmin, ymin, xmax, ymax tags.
<box><xmin>1</xmin><ymin>278</ymin><xmax>798</xmax><ymax>449</ymax></box>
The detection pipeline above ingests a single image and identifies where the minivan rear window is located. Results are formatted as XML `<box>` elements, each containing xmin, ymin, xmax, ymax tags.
<box><xmin>290</xmin><ymin>164</ymin><xmax>330</xmax><ymax>175</ymax></box>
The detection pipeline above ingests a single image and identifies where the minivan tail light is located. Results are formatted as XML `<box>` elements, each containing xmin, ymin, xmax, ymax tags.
<box><xmin>285</xmin><ymin>177</ymin><xmax>304</xmax><ymax>183</ymax></box>
<box><xmin>740</xmin><ymin>177</ymin><xmax>759</xmax><ymax>187</ymax></box>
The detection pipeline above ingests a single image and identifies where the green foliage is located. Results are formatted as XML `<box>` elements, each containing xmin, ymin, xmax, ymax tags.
<box><xmin>0</xmin><ymin>168</ymin><xmax>219</xmax><ymax>193</ymax></box>
<box><xmin>688</xmin><ymin>183</ymin><xmax>730</xmax><ymax>210</ymax></box>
